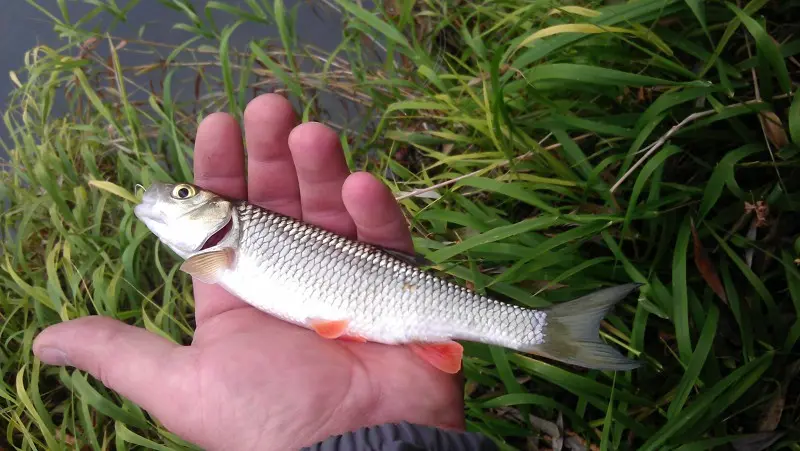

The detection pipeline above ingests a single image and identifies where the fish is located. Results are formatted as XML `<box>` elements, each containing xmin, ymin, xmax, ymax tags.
<box><xmin>133</xmin><ymin>181</ymin><xmax>641</xmax><ymax>374</ymax></box>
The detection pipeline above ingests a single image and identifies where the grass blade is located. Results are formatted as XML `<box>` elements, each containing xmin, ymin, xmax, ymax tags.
<box><xmin>667</xmin><ymin>304</ymin><xmax>719</xmax><ymax>418</ymax></box>
<box><xmin>639</xmin><ymin>352</ymin><xmax>773</xmax><ymax>451</ymax></box>
<box><xmin>426</xmin><ymin>216</ymin><xmax>563</xmax><ymax>264</ymax></box>
<box><xmin>727</xmin><ymin>3</ymin><xmax>792</xmax><ymax>94</ymax></box>
<box><xmin>672</xmin><ymin>216</ymin><xmax>693</xmax><ymax>363</ymax></box>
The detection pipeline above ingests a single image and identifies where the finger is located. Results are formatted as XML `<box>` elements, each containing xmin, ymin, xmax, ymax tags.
<box><xmin>288</xmin><ymin>122</ymin><xmax>356</xmax><ymax>237</ymax></box>
<box><xmin>341</xmin><ymin>172</ymin><xmax>414</xmax><ymax>254</ymax></box>
<box><xmin>192</xmin><ymin>112</ymin><xmax>249</xmax><ymax>323</ymax></box>
<box><xmin>32</xmin><ymin>317</ymin><xmax>191</xmax><ymax>426</ymax></box>
<box><xmin>243</xmin><ymin>94</ymin><xmax>301</xmax><ymax>218</ymax></box>
<box><xmin>193</xmin><ymin>112</ymin><xmax>246</xmax><ymax>198</ymax></box>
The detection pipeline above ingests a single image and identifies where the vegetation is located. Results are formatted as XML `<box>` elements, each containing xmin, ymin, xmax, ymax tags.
<box><xmin>2</xmin><ymin>0</ymin><xmax>800</xmax><ymax>449</ymax></box>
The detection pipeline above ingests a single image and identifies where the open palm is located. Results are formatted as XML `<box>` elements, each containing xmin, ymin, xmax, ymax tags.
<box><xmin>33</xmin><ymin>94</ymin><xmax>464</xmax><ymax>450</ymax></box>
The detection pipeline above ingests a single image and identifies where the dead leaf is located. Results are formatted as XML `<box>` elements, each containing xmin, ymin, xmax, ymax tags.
<box><xmin>744</xmin><ymin>201</ymin><xmax>769</xmax><ymax>228</ymax></box>
<box><xmin>468</xmin><ymin>72</ymin><xmax>489</xmax><ymax>86</ymax></box>
<box><xmin>561</xmin><ymin>432</ymin><xmax>588</xmax><ymax>451</ymax></box>
<box><xmin>54</xmin><ymin>429</ymin><xmax>76</xmax><ymax>446</ymax></box>
<box><xmin>758</xmin><ymin>392</ymin><xmax>785</xmax><ymax>432</ymax></box>
<box><xmin>759</xmin><ymin>360</ymin><xmax>800</xmax><ymax>432</ymax></box>
<box><xmin>690</xmin><ymin>218</ymin><xmax>727</xmax><ymax>304</ymax></box>
<box><xmin>731</xmin><ymin>431</ymin><xmax>785</xmax><ymax>451</ymax></box>
<box><xmin>759</xmin><ymin>111</ymin><xmax>788</xmax><ymax>149</ymax></box>
<box><xmin>194</xmin><ymin>69</ymin><xmax>202</xmax><ymax>101</ymax></box>
<box><xmin>529</xmin><ymin>414</ymin><xmax>560</xmax><ymax>441</ymax></box>
<box><xmin>82</xmin><ymin>37</ymin><xmax>98</xmax><ymax>48</ymax></box>
<box><xmin>79</xmin><ymin>37</ymin><xmax>98</xmax><ymax>59</ymax></box>
<box><xmin>554</xmin><ymin>411</ymin><xmax>564</xmax><ymax>451</ymax></box>
<box><xmin>383</xmin><ymin>0</ymin><xmax>399</xmax><ymax>16</ymax></box>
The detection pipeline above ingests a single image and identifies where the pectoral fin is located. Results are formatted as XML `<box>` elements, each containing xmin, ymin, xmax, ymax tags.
<box><xmin>180</xmin><ymin>248</ymin><xmax>235</xmax><ymax>283</ymax></box>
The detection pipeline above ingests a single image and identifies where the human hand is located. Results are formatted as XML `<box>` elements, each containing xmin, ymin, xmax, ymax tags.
<box><xmin>32</xmin><ymin>94</ymin><xmax>464</xmax><ymax>450</ymax></box>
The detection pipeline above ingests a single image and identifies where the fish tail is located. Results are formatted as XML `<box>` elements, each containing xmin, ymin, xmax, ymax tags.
<box><xmin>525</xmin><ymin>283</ymin><xmax>643</xmax><ymax>371</ymax></box>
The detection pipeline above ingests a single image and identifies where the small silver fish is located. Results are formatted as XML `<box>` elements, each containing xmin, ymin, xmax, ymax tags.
<box><xmin>134</xmin><ymin>182</ymin><xmax>641</xmax><ymax>373</ymax></box>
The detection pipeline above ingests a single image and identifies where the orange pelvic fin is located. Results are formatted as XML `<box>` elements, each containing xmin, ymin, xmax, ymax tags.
<box><xmin>309</xmin><ymin>319</ymin><xmax>350</xmax><ymax>339</ymax></box>
<box><xmin>409</xmin><ymin>341</ymin><xmax>464</xmax><ymax>374</ymax></box>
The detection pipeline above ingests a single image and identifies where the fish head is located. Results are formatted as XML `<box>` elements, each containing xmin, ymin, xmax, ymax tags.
<box><xmin>134</xmin><ymin>182</ymin><xmax>235</xmax><ymax>259</ymax></box>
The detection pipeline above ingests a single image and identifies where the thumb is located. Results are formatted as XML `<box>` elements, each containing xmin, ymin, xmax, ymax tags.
<box><xmin>33</xmin><ymin>316</ymin><xmax>189</xmax><ymax>421</ymax></box>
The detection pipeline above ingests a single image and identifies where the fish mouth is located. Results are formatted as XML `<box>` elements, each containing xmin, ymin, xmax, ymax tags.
<box><xmin>199</xmin><ymin>218</ymin><xmax>233</xmax><ymax>250</ymax></box>
<box><xmin>133</xmin><ymin>201</ymin><xmax>167</xmax><ymax>225</ymax></box>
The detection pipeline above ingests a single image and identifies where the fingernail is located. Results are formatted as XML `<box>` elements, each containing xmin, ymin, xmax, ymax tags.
<box><xmin>37</xmin><ymin>347</ymin><xmax>71</xmax><ymax>366</ymax></box>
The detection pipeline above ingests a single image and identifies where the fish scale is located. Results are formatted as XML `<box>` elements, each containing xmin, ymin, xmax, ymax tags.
<box><xmin>230</xmin><ymin>201</ymin><xmax>544</xmax><ymax>348</ymax></box>
<box><xmin>134</xmin><ymin>182</ymin><xmax>642</xmax><ymax>373</ymax></box>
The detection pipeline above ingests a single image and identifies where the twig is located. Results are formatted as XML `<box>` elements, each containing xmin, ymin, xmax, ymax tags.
<box><xmin>609</xmin><ymin>94</ymin><xmax>792</xmax><ymax>193</ymax></box>
<box><xmin>613</xmin><ymin>4</ymin><xmax>785</xmax><ymax>195</ymax></box>
<box><xmin>395</xmin><ymin>168</ymin><xmax>486</xmax><ymax>201</ymax></box>
<box><xmin>90</xmin><ymin>34</ymin><xmax>354</xmax><ymax>72</ymax></box>
<box><xmin>609</xmin><ymin>109</ymin><xmax>714</xmax><ymax>193</ymax></box>
<box><xmin>394</xmin><ymin>133</ymin><xmax>591</xmax><ymax>201</ymax></box>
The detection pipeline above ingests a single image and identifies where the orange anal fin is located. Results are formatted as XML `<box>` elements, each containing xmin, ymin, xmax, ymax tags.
<box><xmin>309</xmin><ymin>319</ymin><xmax>350</xmax><ymax>339</ymax></box>
<box><xmin>409</xmin><ymin>341</ymin><xmax>463</xmax><ymax>374</ymax></box>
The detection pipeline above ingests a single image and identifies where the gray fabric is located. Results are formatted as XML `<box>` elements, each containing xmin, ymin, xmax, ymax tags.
<box><xmin>303</xmin><ymin>422</ymin><xmax>498</xmax><ymax>451</ymax></box>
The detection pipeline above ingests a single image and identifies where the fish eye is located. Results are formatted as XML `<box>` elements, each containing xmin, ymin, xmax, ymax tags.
<box><xmin>172</xmin><ymin>184</ymin><xmax>196</xmax><ymax>199</ymax></box>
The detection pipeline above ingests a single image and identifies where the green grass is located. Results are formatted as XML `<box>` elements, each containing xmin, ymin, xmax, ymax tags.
<box><xmin>2</xmin><ymin>0</ymin><xmax>800</xmax><ymax>449</ymax></box>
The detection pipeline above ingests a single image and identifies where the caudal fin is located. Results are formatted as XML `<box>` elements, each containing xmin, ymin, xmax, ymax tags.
<box><xmin>529</xmin><ymin>283</ymin><xmax>642</xmax><ymax>371</ymax></box>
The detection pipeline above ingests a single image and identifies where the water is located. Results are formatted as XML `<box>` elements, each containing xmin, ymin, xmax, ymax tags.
<box><xmin>1</xmin><ymin>0</ymin><xmax>374</xmax><ymax>258</ymax></box>
<box><xmin>0</xmin><ymin>0</ymin><xmax>362</xmax><ymax>159</ymax></box>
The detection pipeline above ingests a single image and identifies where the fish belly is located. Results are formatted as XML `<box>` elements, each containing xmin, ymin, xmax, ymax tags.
<box><xmin>217</xmin><ymin>253</ymin><xmax>343</xmax><ymax>328</ymax></box>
